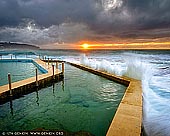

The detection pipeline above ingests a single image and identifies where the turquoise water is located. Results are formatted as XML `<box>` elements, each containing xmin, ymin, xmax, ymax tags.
<box><xmin>0</xmin><ymin>61</ymin><xmax>43</xmax><ymax>86</ymax></box>
<box><xmin>0</xmin><ymin>64</ymin><xmax>126</xmax><ymax>136</ymax></box>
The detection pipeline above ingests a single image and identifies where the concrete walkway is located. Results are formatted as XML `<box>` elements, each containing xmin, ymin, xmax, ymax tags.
<box><xmin>106</xmin><ymin>78</ymin><xmax>142</xmax><ymax>136</ymax></box>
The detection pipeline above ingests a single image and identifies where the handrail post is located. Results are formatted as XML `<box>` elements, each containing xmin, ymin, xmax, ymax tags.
<box><xmin>8</xmin><ymin>73</ymin><xmax>12</xmax><ymax>96</ymax></box>
<box><xmin>56</xmin><ymin>62</ymin><xmax>58</xmax><ymax>69</ymax></box>
<box><xmin>52</xmin><ymin>65</ymin><xmax>55</xmax><ymax>79</ymax></box>
<box><xmin>62</xmin><ymin>62</ymin><xmax>64</xmax><ymax>74</ymax></box>
<box><xmin>36</xmin><ymin>68</ymin><xmax>38</xmax><ymax>87</ymax></box>
<box><xmin>47</xmin><ymin>58</ymin><xmax>50</xmax><ymax>69</ymax></box>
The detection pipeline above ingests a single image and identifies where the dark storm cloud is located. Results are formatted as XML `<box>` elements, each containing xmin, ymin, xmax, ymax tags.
<box><xmin>0</xmin><ymin>0</ymin><xmax>21</xmax><ymax>27</ymax></box>
<box><xmin>91</xmin><ymin>0</ymin><xmax>170</xmax><ymax>33</ymax></box>
<box><xmin>124</xmin><ymin>0</ymin><xmax>170</xmax><ymax>39</ymax></box>
<box><xmin>124</xmin><ymin>0</ymin><xmax>170</xmax><ymax>30</ymax></box>
<box><xmin>0</xmin><ymin>0</ymin><xmax>98</xmax><ymax>27</ymax></box>
<box><xmin>0</xmin><ymin>0</ymin><xmax>170</xmax><ymax>44</ymax></box>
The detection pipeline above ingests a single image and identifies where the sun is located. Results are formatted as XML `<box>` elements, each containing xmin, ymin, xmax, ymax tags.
<box><xmin>82</xmin><ymin>43</ymin><xmax>89</xmax><ymax>49</ymax></box>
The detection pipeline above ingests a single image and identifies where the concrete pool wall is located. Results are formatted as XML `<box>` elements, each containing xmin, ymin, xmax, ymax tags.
<box><xmin>67</xmin><ymin>62</ymin><xmax>142</xmax><ymax>136</ymax></box>
<box><xmin>0</xmin><ymin>59</ymin><xmax>64</xmax><ymax>104</ymax></box>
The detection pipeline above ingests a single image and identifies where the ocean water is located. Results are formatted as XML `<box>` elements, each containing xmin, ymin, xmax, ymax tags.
<box><xmin>0</xmin><ymin>49</ymin><xmax>170</xmax><ymax>135</ymax></box>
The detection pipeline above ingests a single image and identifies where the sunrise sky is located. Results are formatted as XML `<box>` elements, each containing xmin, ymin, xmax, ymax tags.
<box><xmin>0</xmin><ymin>0</ymin><xmax>170</xmax><ymax>49</ymax></box>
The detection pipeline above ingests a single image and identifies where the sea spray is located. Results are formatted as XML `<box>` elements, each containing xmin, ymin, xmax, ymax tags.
<box><xmin>80</xmin><ymin>54</ymin><xmax>89</xmax><ymax>66</ymax></box>
<box><xmin>142</xmin><ymin>66</ymin><xmax>170</xmax><ymax>136</ymax></box>
<box><xmin>123</xmin><ymin>54</ymin><xmax>150</xmax><ymax>80</ymax></box>
<box><xmin>80</xmin><ymin>54</ymin><xmax>125</xmax><ymax>76</ymax></box>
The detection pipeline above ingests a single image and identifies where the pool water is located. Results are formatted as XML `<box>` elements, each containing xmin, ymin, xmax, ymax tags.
<box><xmin>0</xmin><ymin>61</ymin><xmax>43</xmax><ymax>86</ymax></box>
<box><xmin>0</xmin><ymin>64</ymin><xmax>126</xmax><ymax>136</ymax></box>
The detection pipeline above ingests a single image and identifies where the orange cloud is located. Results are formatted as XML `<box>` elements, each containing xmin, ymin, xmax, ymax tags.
<box><xmin>79</xmin><ymin>41</ymin><xmax>170</xmax><ymax>50</ymax></box>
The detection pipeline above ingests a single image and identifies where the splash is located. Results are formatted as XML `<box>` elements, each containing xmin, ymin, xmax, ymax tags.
<box><xmin>80</xmin><ymin>53</ymin><xmax>150</xmax><ymax>79</ymax></box>
<box><xmin>123</xmin><ymin>54</ymin><xmax>151</xmax><ymax>80</ymax></box>
<box><xmin>80</xmin><ymin>54</ymin><xmax>125</xmax><ymax>76</ymax></box>
<box><xmin>142</xmin><ymin>65</ymin><xmax>170</xmax><ymax>136</ymax></box>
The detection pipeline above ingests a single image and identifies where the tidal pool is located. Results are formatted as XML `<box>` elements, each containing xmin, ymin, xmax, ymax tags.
<box><xmin>0</xmin><ymin>64</ymin><xmax>126</xmax><ymax>136</ymax></box>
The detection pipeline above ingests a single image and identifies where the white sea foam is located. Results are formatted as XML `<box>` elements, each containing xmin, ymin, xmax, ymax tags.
<box><xmin>142</xmin><ymin>66</ymin><xmax>170</xmax><ymax>136</ymax></box>
<box><xmin>80</xmin><ymin>54</ymin><xmax>125</xmax><ymax>76</ymax></box>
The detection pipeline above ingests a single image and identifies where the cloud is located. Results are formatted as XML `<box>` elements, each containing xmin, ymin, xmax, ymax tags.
<box><xmin>0</xmin><ymin>0</ymin><xmax>98</xmax><ymax>27</ymax></box>
<box><xmin>0</xmin><ymin>21</ymin><xmax>93</xmax><ymax>45</ymax></box>
<box><xmin>0</xmin><ymin>0</ymin><xmax>170</xmax><ymax>45</ymax></box>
